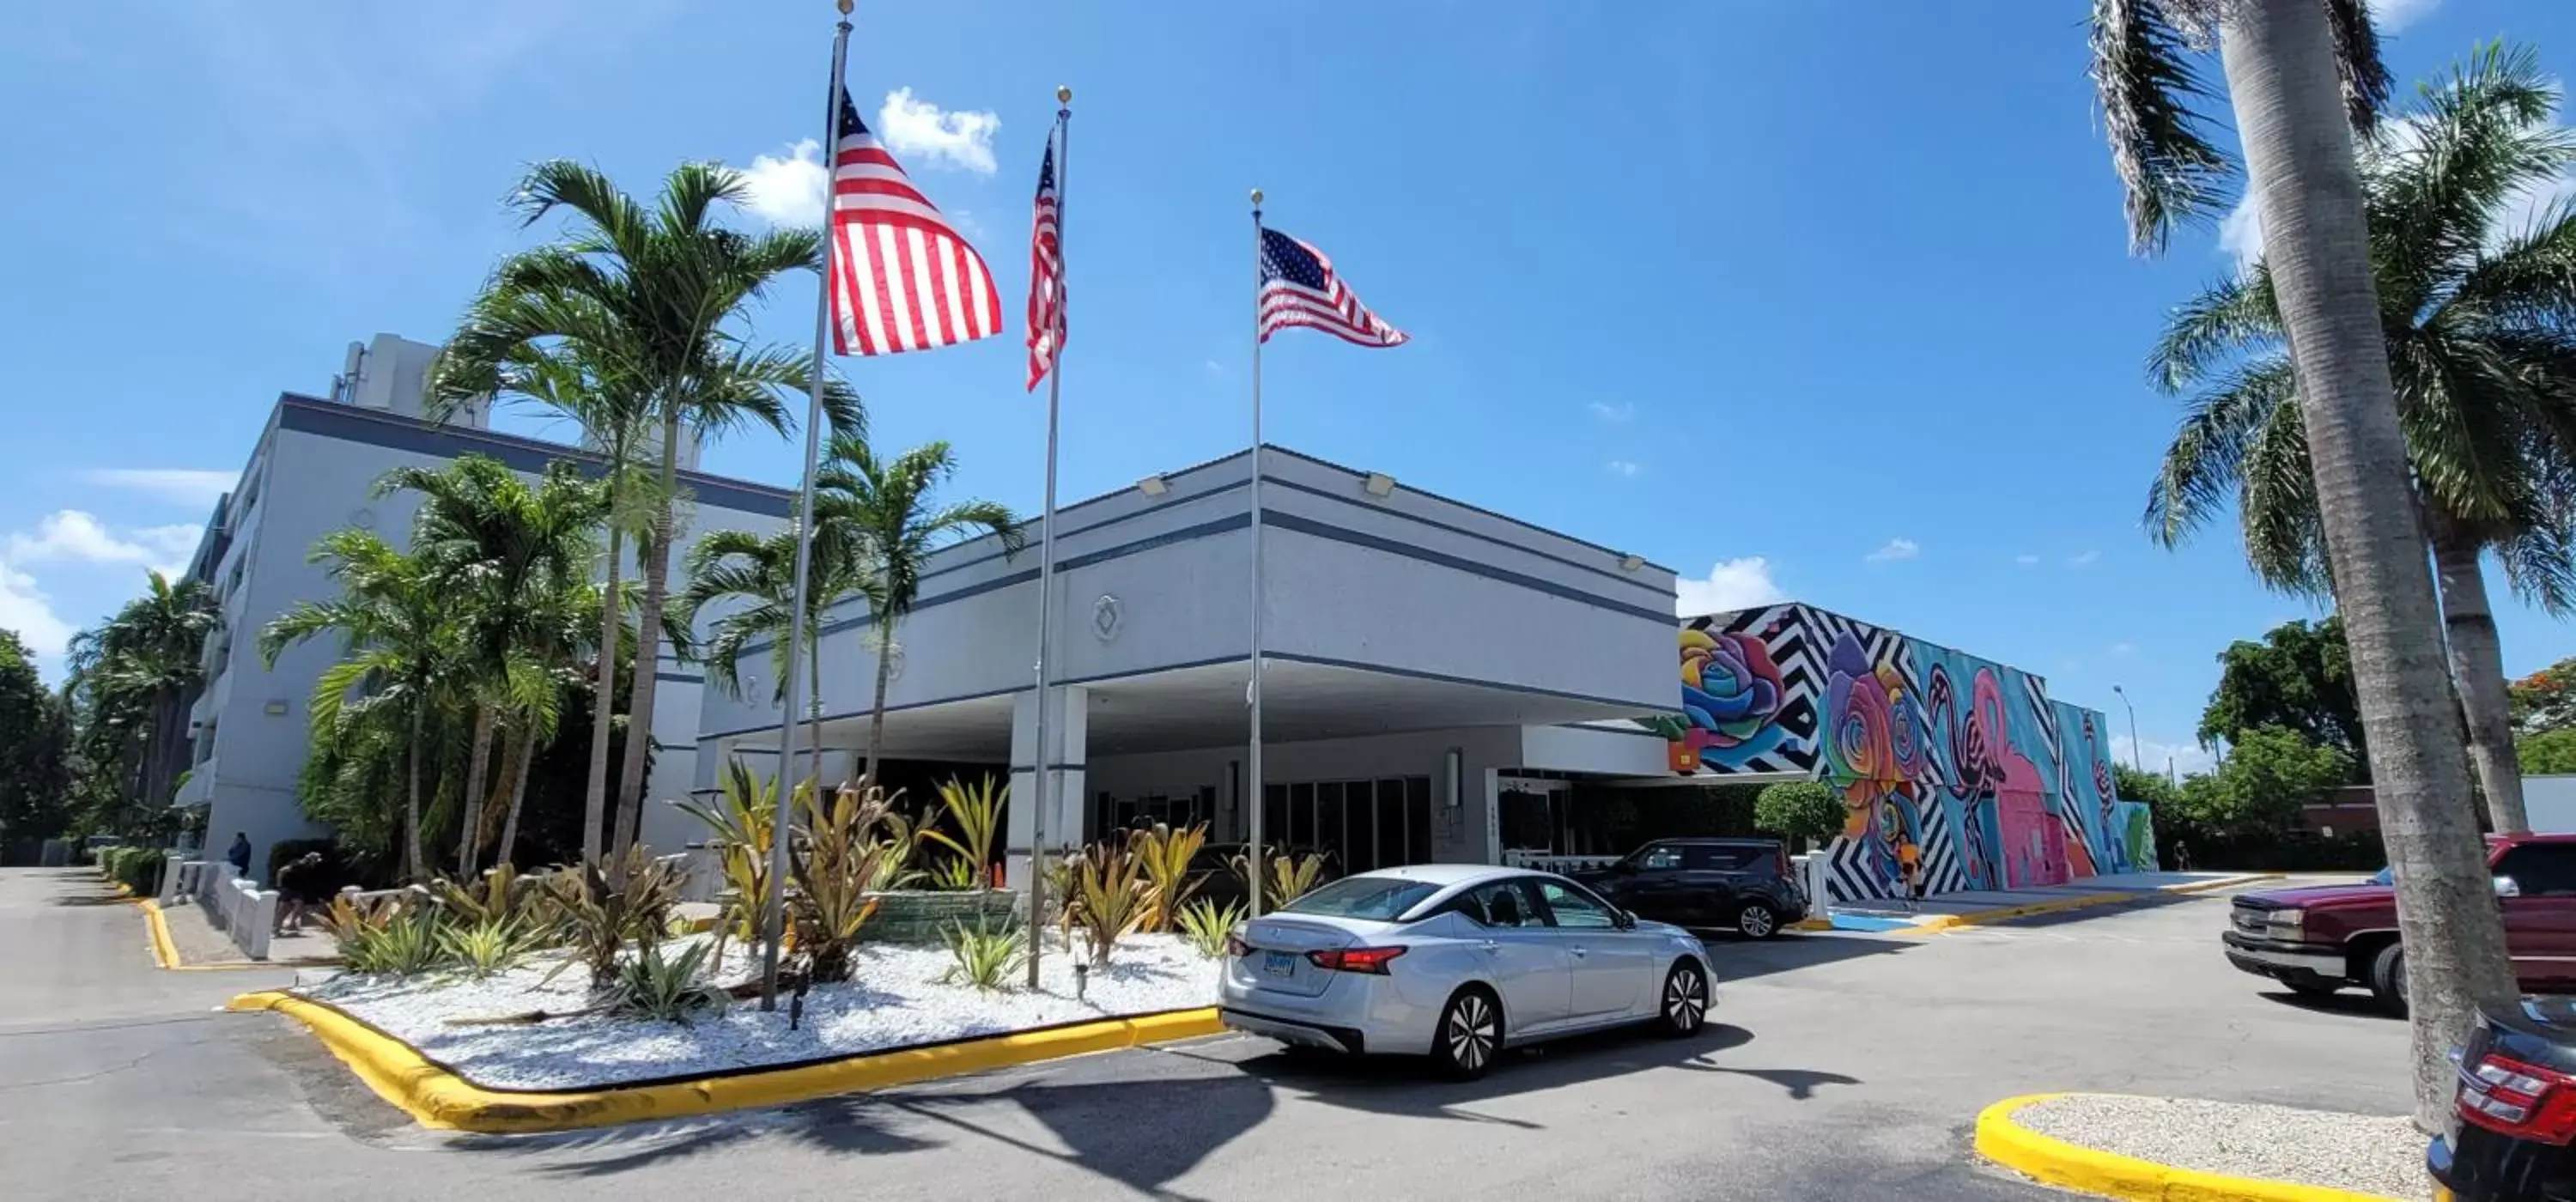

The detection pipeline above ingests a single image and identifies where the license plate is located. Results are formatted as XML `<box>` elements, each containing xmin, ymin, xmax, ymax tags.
<box><xmin>1262</xmin><ymin>950</ymin><xmax>1296</xmax><ymax>978</ymax></box>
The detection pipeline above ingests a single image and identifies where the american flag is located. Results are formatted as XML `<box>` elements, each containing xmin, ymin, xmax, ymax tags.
<box><xmin>827</xmin><ymin>87</ymin><xmax>1001</xmax><ymax>357</ymax></box>
<box><xmin>1256</xmin><ymin>228</ymin><xmax>1407</xmax><ymax>348</ymax></box>
<box><xmin>1024</xmin><ymin>135</ymin><xmax>1064</xmax><ymax>391</ymax></box>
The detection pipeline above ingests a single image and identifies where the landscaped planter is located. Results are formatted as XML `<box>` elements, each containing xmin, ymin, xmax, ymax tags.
<box><xmin>863</xmin><ymin>889</ymin><xmax>1022</xmax><ymax>944</ymax></box>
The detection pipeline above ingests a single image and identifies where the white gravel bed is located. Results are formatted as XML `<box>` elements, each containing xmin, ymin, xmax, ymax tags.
<box><xmin>2013</xmin><ymin>1094</ymin><xmax>2426</xmax><ymax>1199</ymax></box>
<box><xmin>297</xmin><ymin>932</ymin><xmax>1220</xmax><ymax>1091</ymax></box>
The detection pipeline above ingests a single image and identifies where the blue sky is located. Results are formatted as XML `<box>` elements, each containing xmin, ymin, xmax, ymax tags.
<box><xmin>3</xmin><ymin>0</ymin><xmax>2571</xmax><ymax>774</ymax></box>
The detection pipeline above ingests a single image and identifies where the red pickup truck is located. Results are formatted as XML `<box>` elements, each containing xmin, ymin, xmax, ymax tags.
<box><xmin>2221</xmin><ymin>833</ymin><xmax>2576</xmax><ymax>1016</ymax></box>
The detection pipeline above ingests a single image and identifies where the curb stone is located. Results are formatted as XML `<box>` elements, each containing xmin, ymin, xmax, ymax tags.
<box><xmin>1973</xmin><ymin>1093</ymin><xmax>2405</xmax><ymax>1202</ymax></box>
<box><xmin>227</xmin><ymin>990</ymin><xmax>1226</xmax><ymax>1133</ymax></box>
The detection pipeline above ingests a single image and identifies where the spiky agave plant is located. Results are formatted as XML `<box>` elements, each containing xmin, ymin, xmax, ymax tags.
<box><xmin>791</xmin><ymin>782</ymin><xmax>895</xmax><ymax>983</ymax></box>
<box><xmin>539</xmin><ymin>846</ymin><xmax>683</xmax><ymax>986</ymax></box>
<box><xmin>1230</xmin><ymin>849</ymin><xmax>1332</xmax><ymax>908</ymax></box>
<box><xmin>1066</xmin><ymin>839</ymin><xmax>1151</xmax><ymax>968</ymax></box>
<box><xmin>611</xmin><ymin>938</ymin><xmax>728</xmax><ymax>1023</ymax></box>
<box><xmin>1175</xmin><ymin>899</ymin><xmax>1246</xmax><ymax>960</ymax></box>
<box><xmin>939</xmin><ymin>918</ymin><xmax>1026</xmax><ymax>991</ymax></box>
<box><xmin>925</xmin><ymin>774</ymin><xmax>1007</xmax><ymax>889</ymax></box>
<box><xmin>674</xmin><ymin>756</ymin><xmax>792</xmax><ymax>971</ymax></box>
<box><xmin>1129</xmin><ymin>822</ymin><xmax>1208</xmax><ymax>933</ymax></box>
<box><xmin>438</xmin><ymin>917</ymin><xmax>540</xmax><ymax>979</ymax></box>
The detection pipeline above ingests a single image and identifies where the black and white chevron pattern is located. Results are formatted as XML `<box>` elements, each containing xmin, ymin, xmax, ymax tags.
<box><xmin>1692</xmin><ymin>604</ymin><xmax>1824</xmax><ymax>775</ymax></box>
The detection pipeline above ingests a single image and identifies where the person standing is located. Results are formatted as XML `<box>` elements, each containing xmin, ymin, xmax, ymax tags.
<box><xmin>224</xmin><ymin>833</ymin><xmax>252</xmax><ymax>881</ymax></box>
<box><xmin>272</xmin><ymin>852</ymin><xmax>326</xmax><ymax>937</ymax></box>
<box><xmin>1896</xmin><ymin>837</ymin><xmax>1923</xmax><ymax>913</ymax></box>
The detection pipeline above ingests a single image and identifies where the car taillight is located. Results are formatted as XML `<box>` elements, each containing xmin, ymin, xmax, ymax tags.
<box><xmin>1777</xmin><ymin>846</ymin><xmax>1791</xmax><ymax>877</ymax></box>
<box><xmin>2458</xmin><ymin>1052</ymin><xmax>2576</xmax><ymax>1143</ymax></box>
<box><xmin>1307</xmin><ymin>945</ymin><xmax>1406</xmax><ymax>974</ymax></box>
<box><xmin>1224</xmin><ymin>932</ymin><xmax>1249</xmax><ymax>958</ymax></box>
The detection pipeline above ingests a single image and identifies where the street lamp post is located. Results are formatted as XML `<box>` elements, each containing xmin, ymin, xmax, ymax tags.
<box><xmin>2111</xmin><ymin>684</ymin><xmax>2142</xmax><ymax>772</ymax></box>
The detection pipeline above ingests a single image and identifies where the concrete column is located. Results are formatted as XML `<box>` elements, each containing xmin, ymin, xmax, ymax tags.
<box><xmin>1006</xmin><ymin>683</ymin><xmax>1088</xmax><ymax>895</ymax></box>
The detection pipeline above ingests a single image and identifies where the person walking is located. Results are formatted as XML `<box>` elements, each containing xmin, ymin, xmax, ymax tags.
<box><xmin>272</xmin><ymin>852</ymin><xmax>326</xmax><ymax>937</ymax></box>
<box><xmin>224</xmin><ymin>833</ymin><xmax>252</xmax><ymax>881</ymax></box>
<box><xmin>1896</xmin><ymin>836</ymin><xmax>1923</xmax><ymax>913</ymax></box>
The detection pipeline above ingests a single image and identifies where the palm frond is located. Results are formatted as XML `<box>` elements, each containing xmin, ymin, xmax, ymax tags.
<box><xmin>2089</xmin><ymin>0</ymin><xmax>2234</xmax><ymax>255</ymax></box>
<box><xmin>2148</xmin><ymin>266</ymin><xmax>2283</xmax><ymax>391</ymax></box>
<box><xmin>2144</xmin><ymin>356</ymin><xmax>2296</xmax><ymax>545</ymax></box>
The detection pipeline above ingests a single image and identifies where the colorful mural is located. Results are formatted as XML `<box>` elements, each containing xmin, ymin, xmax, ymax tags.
<box><xmin>1668</xmin><ymin>603</ymin><xmax>2155</xmax><ymax>904</ymax></box>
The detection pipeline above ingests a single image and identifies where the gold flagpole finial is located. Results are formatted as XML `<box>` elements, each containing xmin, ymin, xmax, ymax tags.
<box><xmin>1056</xmin><ymin>85</ymin><xmax>1072</xmax><ymax>105</ymax></box>
<box><xmin>837</xmin><ymin>0</ymin><xmax>854</xmax><ymax>13</ymax></box>
<box><xmin>1249</xmin><ymin>188</ymin><xmax>1264</xmax><ymax>208</ymax></box>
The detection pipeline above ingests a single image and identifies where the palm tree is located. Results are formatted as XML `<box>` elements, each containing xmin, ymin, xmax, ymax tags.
<box><xmin>260</xmin><ymin>531</ymin><xmax>455</xmax><ymax>881</ymax></box>
<box><xmin>2146</xmin><ymin>43</ymin><xmax>2576</xmax><ymax>838</ymax></box>
<box><xmin>816</xmin><ymin>435</ymin><xmax>1024</xmax><ymax>791</ymax></box>
<box><xmin>429</xmin><ymin>322</ymin><xmax>654</xmax><ymax>866</ymax></box>
<box><xmin>446</xmin><ymin>161</ymin><xmax>860</xmax><ymax>859</ymax></box>
<box><xmin>65</xmin><ymin>571</ymin><xmax>216</xmax><ymax>834</ymax></box>
<box><xmin>676</xmin><ymin>518</ymin><xmax>876</xmax><ymax>792</ymax></box>
<box><xmin>379</xmin><ymin>457</ymin><xmax>606</xmax><ymax>877</ymax></box>
<box><xmin>2092</xmin><ymin>0</ymin><xmax>2514</xmax><ymax>1125</ymax></box>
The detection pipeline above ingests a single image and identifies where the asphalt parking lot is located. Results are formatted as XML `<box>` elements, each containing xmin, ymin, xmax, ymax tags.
<box><xmin>1</xmin><ymin>868</ymin><xmax>2410</xmax><ymax>1201</ymax></box>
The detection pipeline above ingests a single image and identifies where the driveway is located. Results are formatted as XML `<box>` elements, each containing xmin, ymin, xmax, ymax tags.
<box><xmin>0</xmin><ymin>868</ymin><xmax>2406</xmax><ymax>1200</ymax></box>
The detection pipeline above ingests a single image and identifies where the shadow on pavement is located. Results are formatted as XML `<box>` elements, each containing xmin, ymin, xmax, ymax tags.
<box><xmin>2257</xmin><ymin>988</ymin><xmax>2397</xmax><ymax>1021</ymax></box>
<box><xmin>1703</xmin><ymin>929</ymin><xmax>1915</xmax><ymax>986</ymax></box>
<box><xmin>465</xmin><ymin>1017</ymin><xmax>1858</xmax><ymax>1198</ymax></box>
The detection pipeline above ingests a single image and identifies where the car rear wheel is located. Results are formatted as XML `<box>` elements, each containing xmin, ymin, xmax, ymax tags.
<box><xmin>1735</xmin><ymin>902</ymin><xmax>1780</xmax><ymax>940</ymax></box>
<box><xmin>1658</xmin><ymin>960</ymin><xmax>1709</xmax><ymax>1037</ymax></box>
<box><xmin>2366</xmin><ymin>942</ymin><xmax>2409</xmax><ymax>1017</ymax></box>
<box><xmin>1433</xmin><ymin>987</ymin><xmax>1501</xmax><ymax>1079</ymax></box>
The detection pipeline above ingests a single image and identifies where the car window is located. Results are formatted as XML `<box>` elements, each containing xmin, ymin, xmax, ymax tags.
<box><xmin>1279</xmin><ymin>876</ymin><xmax>1440</xmax><ymax>920</ymax></box>
<box><xmin>1637</xmin><ymin>845</ymin><xmax>1685</xmax><ymax>871</ymax></box>
<box><xmin>1534</xmin><ymin>878</ymin><xmax>1620</xmax><ymax>929</ymax></box>
<box><xmin>2494</xmin><ymin>845</ymin><xmax>2576</xmax><ymax>897</ymax></box>
<box><xmin>1454</xmin><ymin>881</ymin><xmax>1535</xmax><ymax>927</ymax></box>
<box><xmin>1688</xmin><ymin>845</ymin><xmax>1762</xmax><ymax>871</ymax></box>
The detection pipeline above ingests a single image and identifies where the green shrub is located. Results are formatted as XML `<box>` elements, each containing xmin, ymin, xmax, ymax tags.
<box><xmin>1176</xmin><ymin>899</ymin><xmax>1246</xmax><ymax>960</ymax></box>
<box><xmin>103</xmin><ymin>847</ymin><xmax>163</xmax><ymax>895</ymax></box>
<box><xmin>610</xmin><ymin>938</ymin><xmax>727</xmax><ymax>1023</ymax></box>
<box><xmin>1065</xmin><ymin>839</ymin><xmax>1151</xmax><ymax>968</ymax></box>
<box><xmin>1131</xmin><ymin>823</ymin><xmax>1207</xmax><ymax>933</ymax></box>
<box><xmin>939</xmin><ymin>919</ymin><xmax>1026</xmax><ymax>991</ymax></box>
<box><xmin>539</xmin><ymin>847</ymin><xmax>683</xmax><ymax>986</ymax></box>
<box><xmin>1754</xmin><ymin>782</ymin><xmax>1846</xmax><ymax>850</ymax></box>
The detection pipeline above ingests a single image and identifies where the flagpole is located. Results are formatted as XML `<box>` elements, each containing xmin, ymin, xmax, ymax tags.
<box><xmin>1247</xmin><ymin>189</ymin><xmax>1267</xmax><ymax>920</ymax></box>
<box><xmin>1024</xmin><ymin>90</ymin><xmax>1070</xmax><ymax>990</ymax></box>
<box><xmin>760</xmin><ymin>0</ymin><xmax>854</xmax><ymax>1013</ymax></box>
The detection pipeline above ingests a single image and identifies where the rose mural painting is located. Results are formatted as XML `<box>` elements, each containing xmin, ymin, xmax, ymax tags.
<box><xmin>1666</xmin><ymin>604</ymin><xmax>2151</xmax><ymax>906</ymax></box>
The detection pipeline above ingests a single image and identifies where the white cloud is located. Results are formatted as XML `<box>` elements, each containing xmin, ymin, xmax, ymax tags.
<box><xmin>2014</xmin><ymin>553</ymin><xmax>2042</xmax><ymax>567</ymax></box>
<box><xmin>878</xmin><ymin>88</ymin><xmax>999</xmax><ymax>174</ymax></box>
<box><xmin>1864</xmin><ymin>537</ymin><xmax>1919</xmax><ymax>564</ymax></box>
<box><xmin>740</xmin><ymin>137</ymin><xmax>826</xmax><ymax>228</ymax></box>
<box><xmin>2111</xmin><ymin>640</ymin><xmax>2138</xmax><ymax>657</ymax></box>
<box><xmin>1587</xmin><ymin>401</ymin><xmax>1635</xmax><ymax>422</ymax></box>
<box><xmin>2114</xmin><ymin>735</ymin><xmax>2219</xmax><ymax>779</ymax></box>
<box><xmin>1203</xmin><ymin>360</ymin><xmax>1225</xmax><ymax>379</ymax></box>
<box><xmin>2372</xmin><ymin>0</ymin><xmax>2440</xmax><ymax>33</ymax></box>
<box><xmin>81</xmin><ymin>468</ymin><xmax>234</xmax><ymax>507</ymax></box>
<box><xmin>0</xmin><ymin>558</ymin><xmax>73</xmax><ymax>678</ymax></box>
<box><xmin>1607</xmin><ymin>459</ymin><xmax>1641</xmax><ymax>477</ymax></box>
<box><xmin>1675</xmin><ymin>556</ymin><xmax>1788</xmax><ymax>616</ymax></box>
<box><xmin>2069</xmin><ymin>549</ymin><xmax>2102</xmax><ymax>567</ymax></box>
<box><xmin>7</xmin><ymin>512</ymin><xmax>200</xmax><ymax>580</ymax></box>
<box><xmin>2219</xmin><ymin>193</ymin><xmax>2265</xmax><ymax>276</ymax></box>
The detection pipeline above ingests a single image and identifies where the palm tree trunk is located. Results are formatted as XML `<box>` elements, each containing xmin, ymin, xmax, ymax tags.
<box><xmin>496</xmin><ymin>719</ymin><xmax>540</xmax><ymax>869</ymax></box>
<box><xmin>2430</xmin><ymin>515</ymin><xmax>2529</xmax><ymax>835</ymax></box>
<box><xmin>2219</xmin><ymin>1</ymin><xmax>2517</xmax><ymax>1132</ymax></box>
<box><xmin>458</xmin><ymin>706</ymin><xmax>496</xmax><ymax>877</ymax></box>
<box><xmin>863</xmin><ymin>626</ymin><xmax>894</xmax><ymax>794</ymax></box>
<box><xmin>404</xmin><ymin>700</ymin><xmax>425</xmax><ymax>882</ymax></box>
<box><xmin>612</xmin><ymin>410</ymin><xmax>683</xmax><ymax>856</ymax></box>
<box><xmin>584</xmin><ymin>523</ymin><xmax>624</xmax><ymax>865</ymax></box>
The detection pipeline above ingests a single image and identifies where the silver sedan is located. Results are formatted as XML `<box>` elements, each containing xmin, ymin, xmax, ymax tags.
<box><xmin>1217</xmin><ymin>864</ymin><xmax>1715</xmax><ymax>1078</ymax></box>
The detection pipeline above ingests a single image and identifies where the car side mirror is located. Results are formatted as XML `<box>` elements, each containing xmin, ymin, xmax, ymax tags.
<box><xmin>1614</xmin><ymin>909</ymin><xmax>1637</xmax><ymax>930</ymax></box>
<box><xmin>2497</xmin><ymin>875</ymin><xmax>2523</xmax><ymax>899</ymax></box>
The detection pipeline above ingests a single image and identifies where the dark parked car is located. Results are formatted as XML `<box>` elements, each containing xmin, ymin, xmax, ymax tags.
<box><xmin>2222</xmin><ymin>833</ymin><xmax>2576</xmax><ymax>1016</ymax></box>
<box><xmin>1577</xmin><ymin>838</ymin><xmax>1807</xmax><ymax>939</ymax></box>
<box><xmin>2429</xmin><ymin>997</ymin><xmax>2576</xmax><ymax>1200</ymax></box>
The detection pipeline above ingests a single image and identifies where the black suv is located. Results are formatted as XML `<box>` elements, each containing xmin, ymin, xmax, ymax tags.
<box><xmin>1579</xmin><ymin>838</ymin><xmax>1809</xmax><ymax>939</ymax></box>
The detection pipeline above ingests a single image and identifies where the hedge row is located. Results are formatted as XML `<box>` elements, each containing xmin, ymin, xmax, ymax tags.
<box><xmin>96</xmin><ymin>847</ymin><xmax>166</xmax><ymax>895</ymax></box>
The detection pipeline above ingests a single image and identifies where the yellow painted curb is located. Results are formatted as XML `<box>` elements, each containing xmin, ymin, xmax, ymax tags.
<box><xmin>1788</xmin><ymin>918</ymin><xmax>1832</xmax><ymax>932</ymax></box>
<box><xmin>129</xmin><ymin>898</ymin><xmax>331</xmax><ymax>973</ymax></box>
<box><xmin>1974</xmin><ymin>1093</ymin><xmax>2405</xmax><ymax>1202</ymax></box>
<box><xmin>2162</xmin><ymin>873</ymin><xmax>2284</xmax><ymax>895</ymax></box>
<box><xmin>229</xmin><ymin>989</ymin><xmax>1226</xmax><ymax>1133</ymax></box>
